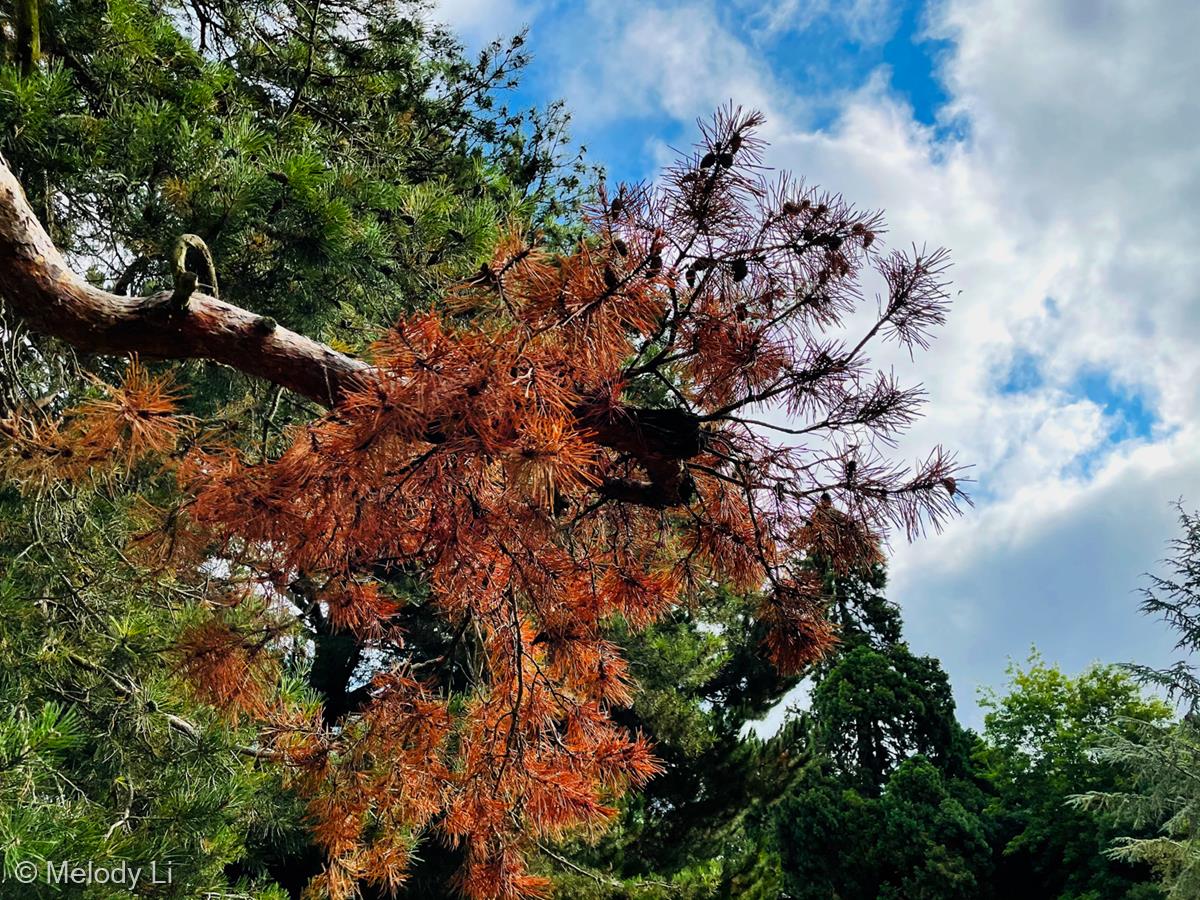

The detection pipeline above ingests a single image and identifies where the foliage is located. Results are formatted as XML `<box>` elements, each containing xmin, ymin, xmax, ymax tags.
<box><xmin>774</xmin><ymin>563</ymin><xmax>991</xmax><ymax>900</ymax></box>
<box><xmin>548</xmin><ymin>563</ymin><xmax>1172</xmax><ymax>900</ymax></box>
<box><xmin>0</xmin><ymin>0</ymin><xmax>586</xmax><ymax>366</ymax></box>
<box><xmin>978</xmin><ymin>656</ymin><xmax>1170</xmax><ymax>899</ymax></box>
<box><xmin>547</xmin><ymin>584</ymin><xmax>804</xmax><ymax>898</ymax></box>
<box><xmin>2</xmin><ymin>87</ymin><xmax>965</xmax><ymax>897</ymax></box>
<box><xmin>0</xmin><ymin>0</ymin><xmax>591</xmax><ymax>896</ymax></box>
<box><xmin>809</xmin><ymin>644</ymin><xmax>968</xmax><ymax>792</ymax></box>
<box><xmin>1074</xmin><ymin>507</ymin><xmax>1200</xmax><ymax>898</ymax></box>
<box><xmin>0</xmin><ymin>4</ymin><xmax>1178</xmax><ymax>900</ymax></box>
<box><xmin>550</xmin><ymin>563</ymin><xmax>990</xmax><ymax>900</ymax></box>
<box><xmin>0</xmin><ymin>483</ymin><xmax>295</xmax><ymax>898</ymax></box>
<box><xmin>778</xmin><ymin>754</ymin><xmax>992</xmax><ymax>900</ymax></box>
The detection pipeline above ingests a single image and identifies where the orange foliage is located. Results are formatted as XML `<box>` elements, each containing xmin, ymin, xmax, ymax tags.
<box><xmin>174</xmin><ymin>617</ymin><xmax>280</xmax><ymax>720</ymax></box>
<box><xmin>75</xmin><ymin>360</ymin><xmax>184</xmax><ymax>467</ymax></box>
<box><xmin>0</xmin><ymin>108</ymin><xmax>967</xmax><ymax>899</ymax></box>
<box><xmin>0</xmin><ymin>359</ymin><xmax>183</xmax><ymax>485</ymax></box>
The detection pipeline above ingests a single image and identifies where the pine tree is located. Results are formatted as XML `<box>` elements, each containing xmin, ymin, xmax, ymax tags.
<box><xmin>1</xmin><ymin>1</ymin><xmax>586</xmax><ymax>896</ymax></box>
<box><xmin>1074</xmin><ymin>507</ymin><xmax>1200</xmax><ymax>899</ymax></box>
<box><xmin>0</xmin><ymin>483</ymin><xmax>294</xmax><ymax>898</ymax></box>
<box><xmin>1</xmin><ymin>4</ymin><xmax>971</xmax><ymax>895</ymax></box>
<box><xmin>1</xmin><ymin>100</ymin><xmax>964</xmax><ymax>896</ymax></box>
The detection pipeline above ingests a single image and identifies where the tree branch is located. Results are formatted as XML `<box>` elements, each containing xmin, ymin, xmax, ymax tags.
<box><xmin>0</xmin><ymin>157</ymin><xmax>706</xmax><ymax>506</ymax></box>
<box><xmin>0</xmin><ymin>154</ymin><xmax>371</xmax><ymax>406</ymax></box>
<box><xmin>14</xmin><ymin>0</ymin><xmax>40</xmax><ymax>76</ymax></box>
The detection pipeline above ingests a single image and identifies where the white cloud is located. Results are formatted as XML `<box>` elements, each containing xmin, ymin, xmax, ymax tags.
<box><xmin>442</xmin><ymin>0</ymin><xmax>1200</xmax><ymax>722</ymax></box>
<box><xmin>738</xmin><ymin>0</ymin><xmax>903</xmax><ymax>46</ymax></box>
<box><xmin>430</xmin><ymin>0</ymin><xmax>537</xmax><ymax>45</ymax></box>
<box><xmin>892</xmin><ymin>430</ymin><xmax>1200</xmax><ymax>726</ymax></box>
<box><xmin>549</xmin><ymin>0</ymin><xmax>792</xmax><ymax>128</ymax></box>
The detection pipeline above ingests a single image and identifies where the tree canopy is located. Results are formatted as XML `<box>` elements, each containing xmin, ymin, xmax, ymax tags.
<box><xmin>3</xmin><ymin>4</ymin><xmax>1187</xmax><ymax>900</ymax></box>
<box><xmin>0</xmin><ymin>3</ymin><xmax>968</xmax><ymax>897</ymax></box>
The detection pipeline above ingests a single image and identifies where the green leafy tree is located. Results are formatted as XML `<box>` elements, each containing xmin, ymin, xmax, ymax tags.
<box><xmin>978</xmin><ymin>655</ymin><xmax>1170</xmax><ymax>899</ymax></box>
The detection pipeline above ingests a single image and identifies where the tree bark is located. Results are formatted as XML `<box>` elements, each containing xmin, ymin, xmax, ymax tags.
<box><xmin>13</xmin><ymin>0</ymin><xmax>40</xmax><ymax>76</ymax></box>
<box><xmin>0</xmin><ymin>154</ymin><xmax>374</xmax><ymax>405</ymax></box>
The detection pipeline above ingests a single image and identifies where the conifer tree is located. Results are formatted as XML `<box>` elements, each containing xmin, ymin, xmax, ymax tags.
<box><xmin>1</xmin><ymin>1</ymin><xmax>585</xmax><ymax>895</ymax></box>
<box><xmin>1</xmin><ymin>5</ymin><xmax>970</xmax><ymax>897</ymax></box>
<box><xmin>549</xmin><ymin>561</ymin><xmax>975</xmax><ymax>898</ymax></box>
<box><xmin>773</xmin><ymin>561</ymin><xmax>991</xmax><ymax>900</ymax></box>
<box><xmin>1074</xmin><ymin>507</ymin><xmax>1200</xmax><ymax>899</ymax></box>
<box><xmin>1</xmin><ymin>103</ymin><xmax>964</xmax><ymax>896</ymax></box>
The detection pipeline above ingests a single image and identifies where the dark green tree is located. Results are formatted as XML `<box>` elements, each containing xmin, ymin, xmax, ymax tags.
<box><xmin>1</xmin><ymin>0</ymin><xmax>585</xmax><ymax>350</ymax></box>
<box><xmin>774</xmin><ymin>564</ymin><xmax>992</xmax><ymax>900</ymax></box>
<box><xmin>807</xmin><ymin>565</ymin><xmax>973</xmax><ymax>796</ymax></box>
<box><xmin>548</xmin><ymin>585</ymin><xmax>805</xmax><ymax>898</ymax></box>
<box><xmin>778</xmin><ymin>754</ymin><xmax>992</xmax><ymax>900</ymax></box>
<box><xmin>550</xmin><ymin>563</ymin><xmax>986</xmax><ymax>899</ymax></box>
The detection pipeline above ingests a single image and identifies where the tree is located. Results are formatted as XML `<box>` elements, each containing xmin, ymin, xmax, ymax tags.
<box><xmin>0</xmin><ymin>1</ymin><xmax>586</xmax><ymax>895</ymax></box>
<box><xmin>1074</xmin><ymin>507</ymin><xmax>1200</xmax><ymax>899</ymax></box>
<box><xmin>0</xmin><ymin>0</ymin><xmax>584</xmax><ymax>350</ymax></box>
<box><xmin>775</xmin><ymin>564</ymin><xmax>990</xmax><ymax>900</ymax></box>
<box><xmin>978</xmin><ymin>656</ymin><xmax>1169</xmax><ymax>899</ymax></box>
<box><xmin>2</xmin><ymin>15</ymin><xmax>966</xmax><ymax>893</ymax></box>
<box><xmin>806</xmin><ymin>565</ymin><xmax>972</xmax><ymax>795</ymax></box>
<box><xmin>546</xmin><ymin>585</ymin><xmax>807</xmax><ymax>899</ymax></box>
<box><xmin>778</xmin><ymin>754</ymin><xmax>992</xmax><ymax>900</ymax></box>
<box><xmin>550</xmin><ymin>562</ymin><xmax>986</xmax><ymax>900</ymax></box>
<box><xmin>0</xmin><ymin>488</ymin><xmax>293</xmax><ymax>898</ymax></box>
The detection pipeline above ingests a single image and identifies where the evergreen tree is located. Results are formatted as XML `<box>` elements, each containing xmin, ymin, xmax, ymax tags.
<box><xmin>0</xmin><ymin>1</ymin><xmax>585</xmax><ymax>895</ymax></box>
<box><xmin>2</xmin><ymin>88</ymin><xmax>966</xmax><ymax>900</ymax></box>
<box><xmin>1075</xmin><ymin>507</ymin><xmax>1200</xmax><ymax>899</ymax></box>
<box><xmin>0</xmin><ymin>484</ymin><xmax>296</xmax><ymax>898</ymax></box>
<box><xmin>807</xmin><ymin>564</ymin><xmax>973</xmax><ymax>795</ymax></box>
<box><xmin>548</xmin><ymin>585</ymin><xmax>805</xmax><ymax>898</ymax></box>
<box><xmin>778</xmin><ymin>754</ymin><xmax>992</xmax><ymax>900</ymax></box>
<box><xmin>1</xmin><ymin>0</ymin><xmax>585</xmax><ymax>351</ymax></box>
<box><xmin>775</xmin><ymin>564</ymin><xmax>992</xmax><ymax>899</ymax></box>
<box><xmin>551</xmin><ymin>562</ymin><xmax>985</xmax><ymax>899</ymax></box>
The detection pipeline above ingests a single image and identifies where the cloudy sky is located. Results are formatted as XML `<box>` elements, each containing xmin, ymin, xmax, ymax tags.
<box><xmin>435</xmin><ymin>0</ymin><xmax>1200</xmax><ymax>728</ymax></box>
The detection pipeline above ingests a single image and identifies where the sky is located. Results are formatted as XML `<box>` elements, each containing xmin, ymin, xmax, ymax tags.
<box><xmin>433</xmin><ymin>0</ymin><xmax>1200</xmax><ymax>729</ymax></box>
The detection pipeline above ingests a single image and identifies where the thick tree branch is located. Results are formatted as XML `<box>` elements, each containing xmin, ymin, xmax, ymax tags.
<box><xmin>0</xmin><ymin>157</ymin><xmax>703</xmax><ymax>505</ymax></box>
<box><xmin>0</xmin><ymin>155</ymin><xmax>372</xmax><ymax>406</ymax></box>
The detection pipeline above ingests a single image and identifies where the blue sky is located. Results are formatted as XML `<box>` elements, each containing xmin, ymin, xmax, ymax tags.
<box><xmin>436</xmin><ymin>0</ymin><xmax>1200</xmax><ymax>729</ymax></box>
<box><xmin>490</xmin><ymin>0</ymin><xmax>955</xmax><ymax>184</ymax></box>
